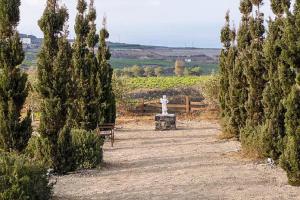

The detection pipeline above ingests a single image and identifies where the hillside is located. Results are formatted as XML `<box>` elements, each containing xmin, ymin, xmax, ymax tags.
<box><xmin>21</xmin><ymin>34</ymin><xmax>220</xmax><ymax>74</ymax></box>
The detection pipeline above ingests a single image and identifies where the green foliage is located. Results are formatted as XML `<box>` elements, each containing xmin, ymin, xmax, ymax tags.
<box><xmin>261</xmin><ymin>1</ymin><xmax>289</xmax><ymax>160</ymax></box>
<box><xmin>25</xmin><ymin>135</ymin><xmax>52</xmax><ymax>168</ymax></box>
<box><xmin>201</xmin><ymin>75</ymin><xmax>220</xmax><ymax>105</ymax></box>
<box><xmin>110</xmin><ymin>58</ymin><xmax>173</xmax><ymax>69</ymax></box>
<box><xmin>0</xmin><ymin>0</ymin><xmax>32</xmax><ymax>152</ymax></box>
<box><xmin>71</xmin><ymin>129</ymin><xmax>104</xmax><ymax>169</ymax></box>
<box><xmin>130</xmin><ymin>65</ymin><xmax>143</xmax><ymax>77</ymax></box>
<box><xmin>97</xmin><ymin>24</ymin><xmax>116</xmax><ymax>124</ymax></box>
<box><xmin>144</xmin><ymin>66</ymin><xmax>155</xmax><ymax>77</ymax></box>
<box><xmin>72</xmin><ymin>0</ymin><xmax>97</xmax><ymax>130</ymax></box>
<box><xmin>154</xmin><ymin>66</ymin><xmax>164</xmax><ymax>77</ymax></box>
<box><xmin>183</xmin><ymin>67</ymin><xmax>190</xmax><ymax>76</ymax></box>
<box><xmin>190</xmin><ymin>67</ymin><xmax>203</xmax><ymax>76</ymax></box>
<box><xmin>241</xmin><ymin>1</ymin><xmax>266</xmax><ymax>149</ymax></box>
<box><xmin>114</xmin><ymin>68</ymin><xmax>123</xmax><ymax>77</ymax></box>
<box><xmin>221</xmin><ymin>0</ymin><xmax>300</xmax><ymax>186</ymax></box>
<box><xmin>0</xmin><ymin>152</ymin><xmax>52</xmax><ymax>200</ymax></box>
<box><xmin>244</xmin><ymin>2</ymin><xmax>266</xmax><ymax>126</ymax></box>
<box><xmin>56</xmin><ymin>126</ymin><xmax>75</xmax><ymax>174</ymax></box>
<box><xmin>219</xmin><ymin>12</ymin><xmax>239</xmax><ymax>137</ymax></box>
<box><xmin>240</xmin><ymin>124</ymin><xmax>264</xmax><ymax>157</ymax></box>
<box><xmin>228</xmin><ymin>0</ymin><xmax>252</xmax><ymax>139</ymax></box>
<box><xmin>278</xmin><ymin>0</ymin><xmax>300</xmax><ymax>185</ymax></box>
<box><xmin>37</xmin><ymin>0</ymin><xmax>73</xmax><ymax>173</ymax></box>
<box><xmin>126</xmin><ymin>76</ymin><xmax>212</xmax><ymax>90</ymax></box>
<box><xmin>280</xmin><ymin>85</ymin><xmax>300</xmax><ymax>186</ymax></box>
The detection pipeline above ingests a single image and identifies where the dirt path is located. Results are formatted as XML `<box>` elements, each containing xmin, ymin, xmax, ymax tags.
<box><xmin>54</xmin><ymin>119</ymin><xmax>300</xmax><ymax>200</ymax></box>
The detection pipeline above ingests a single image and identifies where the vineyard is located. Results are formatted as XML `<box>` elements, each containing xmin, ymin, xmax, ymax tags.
<box><xmin>125</xmin><ymin>76</ymin><xmax>214</xmax><ymax>90</ymax></box>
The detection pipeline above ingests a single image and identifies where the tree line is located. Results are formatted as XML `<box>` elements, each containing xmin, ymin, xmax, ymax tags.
<box><xmin>0</xmin><ymin>0</ymin><xmax>116</xmax><ymax>198</ymax></box>
<box><xmin>114</xmin><ymin>61</ymin><xmax>204</xmax><ymax>77</ymax></box>
<box><xmin>219</xmin><ymin>0</ymin><xmax>300</xmax><ymax>185</ymax></box>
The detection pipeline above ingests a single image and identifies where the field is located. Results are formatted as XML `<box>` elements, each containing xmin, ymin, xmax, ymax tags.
<box><xmin>111</xmin><ymin>58</ymin><xmax>219</xmax><ymax>75</ymax></box>
<box><xmin>125</xmin><ymin>76</ymin><xmax>214</xmax><ymax>90</ymax></box>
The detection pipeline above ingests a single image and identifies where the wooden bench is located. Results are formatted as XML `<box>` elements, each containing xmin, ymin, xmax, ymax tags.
<box><xmin>96</xmin><ymin>123</ymin><xmax>115</xmax><ymax>147</ymax></box>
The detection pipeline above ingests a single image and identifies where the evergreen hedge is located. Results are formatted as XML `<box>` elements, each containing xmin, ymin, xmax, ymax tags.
<box><xmin>0</xmin><ymin>152</ymin><xmax>52</xmax><ymax>200</ymax></box>
<box><xmin>220</xmin><ymin>0</ymin><xmax>300</xmax><ymax>185</ymax></box>
<box><xmin>71</xmin><ymin>129</ymin><xmax>104</xmax><ymax>169</ymax></box>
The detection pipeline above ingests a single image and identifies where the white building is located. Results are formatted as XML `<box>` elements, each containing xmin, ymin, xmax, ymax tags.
<box><xmin>21</xmin><ymin>38</ymin><xmax>32</xmax><ymax>45</ymax></box>
<box><xmin>185</xmin><ymin>58</ymin><xmax>192</xmax><ymax>63</ymax></box>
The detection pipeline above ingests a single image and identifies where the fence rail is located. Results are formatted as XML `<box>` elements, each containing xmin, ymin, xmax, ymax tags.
<box><xmin>134</xmin><ymin>96</ymin><xmax>207</xmax><ymax>114</ymax></box>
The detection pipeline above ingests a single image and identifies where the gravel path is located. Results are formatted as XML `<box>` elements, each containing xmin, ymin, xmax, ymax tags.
<box><xmin>54</xmin><ymin>119</ymin><xmax>300</xmax><ymax>200</ymax></box>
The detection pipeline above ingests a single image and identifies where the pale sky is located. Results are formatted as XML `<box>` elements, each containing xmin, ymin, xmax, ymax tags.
<box><xmin>19</xmin><ymin>0</ymin><xmax>276</xmax><ymax>48</ymax></box>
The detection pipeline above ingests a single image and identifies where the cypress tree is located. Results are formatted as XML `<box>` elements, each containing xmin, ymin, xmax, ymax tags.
<box><xmin>219</xmin><ymin>12</ymin><xmax>236</xmax><ymax>136</ymax></box>
<box><xmin>219</xmin><ymin>12</ymin><xmax>232</xmax><ymax>123</ymax></box>
<box><xmin>280</xmin><ymin>79</ymin><xmax>300</xmax><ymax>186</ymax></box>
<box><xmin>0</xmin><ymin>0</ymin><xmax>32</xmax><ymax>152</ymax></box>
<box><xmin>280</xmin><ymin>0</ymin><xmax>300</xmax><ymax>186</ymax></box>
<box><xmin>72</xmin><ymin>0</ymin><xmax>97</xmax><ymax>130</ymax></box>
<box><xmin>229</xmin><ymin>0</ymin><xmax>252</xmax><ymax>138</ymax></box>
<box><xmin>279</xmin><ymin>2</ymin><xmax>298</xmax><ymax>96</ymax></box>
<box><xmin>241</xmin><ymin>0</ymin><xmax>266</xmax><ymax>151</ymax></box>
<box><xmin>97</xmin><ymin>17</ymin><xmax>116</xmax><ymax>124</ymax></box>
<box><xmin>37</xmin><ymin>0</ymin><xmax>73</xmax><ymax>173</ymax></box>
<box><xmin>261</xmin><ymin>0</ymin><xmax>290</xmax><ymax>160</ymax></box>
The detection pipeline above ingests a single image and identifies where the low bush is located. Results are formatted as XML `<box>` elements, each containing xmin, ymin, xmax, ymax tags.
<box><xmin>0</xmin><ymin>152</ymin><xmax>53</xmax><ymax>200</ymax></box>
<box><xmin>71</xmin><ymin>129</ymin><xmax>104</xmax><ymax>169</ymax></box>
<box><xmin>200</xmin><ymin>75</ymin><xmax>220</xmax><ymax>106</ymax></box>
<box><xmin>240</xmin><ymin>124</ymin><xmax>264</xmax><ymax>159</ymax></box>
<box><xmin>26</xmin><ymin>135</ymin><xmax>53</xmax><ymax>168</ymax></box>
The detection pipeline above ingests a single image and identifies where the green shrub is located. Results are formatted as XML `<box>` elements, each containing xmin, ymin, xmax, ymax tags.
<box><xmin>240</xmin><ymin>124</ymin><xmax>264</xmax><ymax>158</ymax></box>
<box><xmin>25</xmin><ymin>135</ymin><xmax>53</xmax><ymax>169</ymax></box>
<box><xmin>71</xmin><ymin>129</ymin><xmax>104</xmax><ymax>169</ymax></box>
<box><xmin>200</xmin><ymin>75</ymin><xmax>220</xmax><ymax>106</ymax></box>
<box><xmin>0</xmin><ymin>152</ymin><xmax>53</xmax><ymax>200</ymax></box>
<box><xmin>26</xmin><ymin>128</ymin><xmax>76</xmax><ymax>174</ymax></box>
<box><xmin>280</xmin><ymin>86</ymin><xmax>300</xmax><ymax>186</ymax></box>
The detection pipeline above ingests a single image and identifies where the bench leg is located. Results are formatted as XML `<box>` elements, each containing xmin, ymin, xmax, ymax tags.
<box><xmin>111</xmin><ymin>130</ymin><xmax>114</xmax><ymax>147</ymax></box>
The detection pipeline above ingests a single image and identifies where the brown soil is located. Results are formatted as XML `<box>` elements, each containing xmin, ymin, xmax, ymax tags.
<box><xmin>53</xmin><ymin>118</ymin><xmax>300</xmax><ymax>200</ymax></box>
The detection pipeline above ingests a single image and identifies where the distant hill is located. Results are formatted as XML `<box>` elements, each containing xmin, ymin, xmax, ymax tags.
<box><xmin>20</xmin><ymin>34</ymin><xmax>220</xmax><ymax>74</ymax></box>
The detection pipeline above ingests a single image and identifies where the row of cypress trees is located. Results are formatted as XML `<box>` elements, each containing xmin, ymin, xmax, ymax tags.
<box><xmin>219</xmin><ymin>0</ymin><xmax>300</xmax><ymax>185</ymax></box>
<box><xmin>37</xmin><ymin>0</ymin><xmax>116</xmax><ymax>173</ymax></box>
<box><xmin>0</xmin><ymin>0</ymin><xmax>116</xmax><ymax>174</ymax></box>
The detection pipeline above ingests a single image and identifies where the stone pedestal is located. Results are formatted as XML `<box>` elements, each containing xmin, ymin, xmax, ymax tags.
<box><xmin>155</xmin><ymin>114</ymin><xmax>176</xmax><ymax>131</ymax></box>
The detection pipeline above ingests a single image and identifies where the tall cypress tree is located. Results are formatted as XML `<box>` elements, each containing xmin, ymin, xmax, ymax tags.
<box><xmin>0</xmin><ymin>0</ymin><xmax>32</xmax><ymax>152</ymax></box>
<box><xmin>97</xmin><ymin>17</ymin><xmax>116</xmax><ymax>124</ymax></box>
<box><xmin>37</xmin><ymin>0</ymin><xmax>73</xmax><ymax>173</ymax></box>
<box><xmin>261</xmin><ymin>0</ymin><xmax>290</xmax><ymax>160</ymax></box>
<box><xmin>241</xmin><ymin>0</ymin><xmax>266</xmax><ymax>150</ymax></box>
<box><xmin>86</xmin><ymin>0</ymin><xmax>99</xmax><ymax>130</ymax></box>
<box><xmin>280</xmin><ymin>75</ymin><xmax>300</xmax><ymax>186</ymax></box>
<box><xmin>229</xmin><ymin>0</ymin><xmax>252</xmax><ymax>138</ymax></box>
<box><xmin>219</xmin><ymin>12</ymin><xmax>232</xmax><ymax>127</ymax></box>
<box><xmin>72</xmin><ymin>0</ymin><xmax>97</xmax><ymax>130</ymax></box>
<box><xmin>219</xmin><ymin>12</ymin><xmax>238</xmax><ymax>136</ymax></box>
<box><xmin>280</xmin><ymin>0</ymin><xmax>300</xmax><ymax>186</ymax></box>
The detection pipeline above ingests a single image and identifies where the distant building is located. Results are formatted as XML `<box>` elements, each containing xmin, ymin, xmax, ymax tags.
<box><xmin>21</xmin><ymin>38</ymin><xmax>32</xmax><ymax>45</ymax></box>
<box><xmin>185</xmin><ymin>58</ymin><xmax>192</xmax><ymax>63</ymax></box>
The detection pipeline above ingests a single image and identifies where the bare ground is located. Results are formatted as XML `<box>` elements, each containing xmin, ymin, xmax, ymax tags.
<box><xmin>53</xmin><ymin>118</ymin><xmax>300</xmax><ymax>200</ymax></box>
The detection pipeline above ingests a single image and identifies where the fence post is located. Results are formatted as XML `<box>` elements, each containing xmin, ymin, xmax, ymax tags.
<box><xmin>185</xmin><ymin>96</ymin><xmax>190</xmax><ymax>114</ymax></box>
<box><xmin>141</xmin><ymin>98</ymin><xmax>145</xmax><ymax>113</ymax></box>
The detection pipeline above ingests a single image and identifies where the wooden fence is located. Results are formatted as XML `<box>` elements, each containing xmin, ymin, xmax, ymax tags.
<box><xmin>134</xmin><ymin>96</ymin><xmax>207</xmax><ymax>114</ymax></box>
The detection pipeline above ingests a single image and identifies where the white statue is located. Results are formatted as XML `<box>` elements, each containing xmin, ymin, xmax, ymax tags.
<box><xmin>160</xmin><ymin>95</ymin><xmax>169</xmax><ymax>115</ymax></box>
